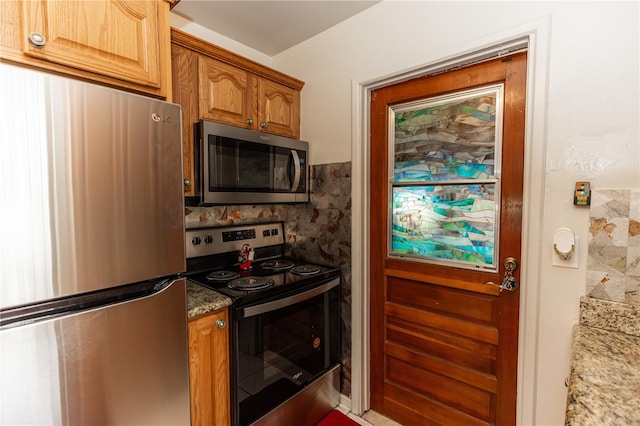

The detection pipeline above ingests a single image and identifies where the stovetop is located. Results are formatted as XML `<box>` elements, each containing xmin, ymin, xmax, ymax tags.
<box><xmin>184</xmin><ymin>223</ymin><xmax>340</xmax><ymax>306</ymax></box>
<box><xmin>186</xmin><ymin>259</ymin><xmax>339</xmax><ymax>305</ymax></box>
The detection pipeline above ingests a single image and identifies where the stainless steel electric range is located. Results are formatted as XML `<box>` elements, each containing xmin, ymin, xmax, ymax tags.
<box><xmin>185</xmin><ymin>222</ymin><xmax>341</xmax><ymax>426</ymax></box>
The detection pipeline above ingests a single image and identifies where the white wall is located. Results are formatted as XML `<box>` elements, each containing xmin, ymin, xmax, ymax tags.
<box><xmin>271</xmin><ymin>1</ymin><xmax>639</xmax><ymax>425</ymax></box>
<box><xmin>170</xmin><ymin>13</ymin><xmax>273</xmax><ymax>66</ymax></box>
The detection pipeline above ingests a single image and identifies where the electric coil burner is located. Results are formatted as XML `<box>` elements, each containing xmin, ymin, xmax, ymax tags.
<box><xmin>228</xmin><ymin>277</ymin><xmax>274</xmax><ymax>291</ymax></box>
<box><xmin>206</xmin><ymin>270</ymin><xmax>240</xmax><ymax>281</ymax></box>
<box><xmin>259</xmin><ymin>259</ymin><xmax>294</xmax><ymax>271</ymax></box>
<box><xmin>185</xmin><ymin>222</ymin><xmax>341</xmax><ymax>426</ymax></box>
<box><xmin>290</xmin><ymin>265</ymin><xmax>320</xmax><ymax>275</ymax></box>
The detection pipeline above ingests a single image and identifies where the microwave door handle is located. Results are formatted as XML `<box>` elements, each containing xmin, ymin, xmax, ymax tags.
<box><xmin>290</xmin><ymin>150</ymin><xmax>301</xmax><ymax>193</ymax></box>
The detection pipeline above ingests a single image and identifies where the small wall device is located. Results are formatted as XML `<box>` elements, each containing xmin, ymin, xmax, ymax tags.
<box><xmin>574</xmin><ymin>181</ymin><xmax>591</xmax><ymax>206</ymax></box>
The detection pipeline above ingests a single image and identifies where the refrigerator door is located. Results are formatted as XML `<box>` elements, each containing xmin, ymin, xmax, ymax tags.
<box><xmin>0</xmin><ymin>64</ymin><xmax>185</xmax><ymax>310</ymax></box>
<box><xmin>0</xmin><ymin>278</ymin><xmax>190</xmax><ymax>425</ymax></box>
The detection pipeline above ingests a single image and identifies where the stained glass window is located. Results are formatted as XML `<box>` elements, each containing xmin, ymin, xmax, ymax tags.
<box><xmin>389</xmin><ymin>85</ymin><xmax>503</xmax><ymax>270</ymax></box>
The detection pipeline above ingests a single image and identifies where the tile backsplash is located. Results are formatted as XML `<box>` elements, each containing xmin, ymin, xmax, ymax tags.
<box><xmin>184</xmin><ymin>161</ymin><xmax>354</xmax><ymax>395</ymax></box>
<box><xmin>587</xmin><ymin>189</ymin><xmax>640</xmax><ymax>306</ymax></box>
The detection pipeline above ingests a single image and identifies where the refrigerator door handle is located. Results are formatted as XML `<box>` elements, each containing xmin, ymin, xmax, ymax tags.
<box><xmin>1</xmin><ymin>278</ymin><xmax>176</xmax><ymax>329</ymax></box>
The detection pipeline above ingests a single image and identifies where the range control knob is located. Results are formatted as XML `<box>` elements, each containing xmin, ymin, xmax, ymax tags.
<box><xmin>204</xmin><ymin>235</ymin><xmax>213</xmax><ymax>244</ymax></box>
<box><xmin>192</xmin><ymin>236</ymin><xmax>202</xmax><ymax>246</ymax></box>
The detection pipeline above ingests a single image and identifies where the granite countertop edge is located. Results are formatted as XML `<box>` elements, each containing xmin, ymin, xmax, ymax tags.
<box><xmin>579</xmin><ymin>296</ymin><xmax>640</xmax><ymax>337</ymax></box>
<box><xmin>565</xmin><ymin>297</ymin><xmax>640</xmax><ymax>425</ymax></box>
<box><xmin>186</xmin><ymin>280</ymin><xmax>232</xmax><ymax>319</ymax></box>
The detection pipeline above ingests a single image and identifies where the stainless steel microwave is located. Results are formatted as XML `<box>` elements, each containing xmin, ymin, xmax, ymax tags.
<box><xmin>187</xmin><ymin>120</ymin><xmax>309</xmax><ymax>205</ymax></box>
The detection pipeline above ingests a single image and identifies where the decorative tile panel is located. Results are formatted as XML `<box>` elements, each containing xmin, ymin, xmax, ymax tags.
<box><xmin>286</xmin><ymin>161</ymin><xmax>353</xmax><ymax>396</ymax></box>
<box><xmin>587</xmin><ymin>189</ymin><xmax>640</xmax><ymax>305</ymax></box>
<box><xmin>184</xmin><ymin>205</ymin><xmax>288</xmax><ymax>228</ymax></box>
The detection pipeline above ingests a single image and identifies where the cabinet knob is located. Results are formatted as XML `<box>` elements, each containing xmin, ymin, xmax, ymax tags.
<box><xmin>216</xmin><ymin>319</ymin><xmax>226</xmax><ymax>329</ymax></box>
<box><xmin>246</xmin><ymin>118</ymin><xmax>254</xmax><ymax>125</ymax></box>
<box><xmin>184</xmin><ymin>178</ymin><xmax>191</xmax><ymax>186</ymax></box>
<box><xmin>28</xmin><ymin>32</ymin><xmax>47</xmax><ymax>48</ymax></box>
<box><xmin>260</xmin><ymin>122</ymin><xmax>267</xmax><ymax>128</ymax></box>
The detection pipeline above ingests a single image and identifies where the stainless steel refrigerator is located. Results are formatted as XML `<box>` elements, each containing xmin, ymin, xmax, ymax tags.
<box><xmin>0</xmin><ymin>63</ymin><xmax>190</xmax><ymax>425</ymax></box>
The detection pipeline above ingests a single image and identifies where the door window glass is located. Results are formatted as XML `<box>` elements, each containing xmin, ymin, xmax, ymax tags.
<box><xmin>389</xmin><ymin>85</ymin><xmax>503</xmax><ymax>270</ymax></box>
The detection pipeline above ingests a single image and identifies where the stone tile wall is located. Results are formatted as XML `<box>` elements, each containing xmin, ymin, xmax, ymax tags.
<box><xmin>286</xmin><ymin>161</ymin><xmax>352</xmax><ymax>396</ymax></box>
<box><xmin>184</xmin><ymin>161</ymin><xmax>353</xmax><ymax>395</ymax></box>
<box><xmin>587</xmin><ymin>189</ymin><xmax>640</xmax><ymax>306</ymax></box>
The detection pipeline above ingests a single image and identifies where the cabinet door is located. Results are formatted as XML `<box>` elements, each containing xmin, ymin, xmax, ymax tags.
<box><xmin>198</xmin><ymin>55</ymin><xmax>256</xmax><ymax>129</ymax></box>
<box><xmin>188</xmin><ymin>309</ymin><xmax>230</xmax><ymax>426</ymax></box>
<box><xmin>19</xmin><ymin>0</ymin><xmax>164</xmax><ymax>90</ymax></box>
<box><xmin>171</xmin><ymin>43</ymin><xmax>199</xmax><ymax>196</ymax></box>
<box><xmin>257</xmin><ymin>78</ymin><xmax>300</xmax><ymax>138</ymax></box>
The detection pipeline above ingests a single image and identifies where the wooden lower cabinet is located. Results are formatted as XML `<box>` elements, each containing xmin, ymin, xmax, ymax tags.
<box><xmin>188</xmin><ymin>308</ymin><xmax>230</xmax><ymax>426</ymax></box>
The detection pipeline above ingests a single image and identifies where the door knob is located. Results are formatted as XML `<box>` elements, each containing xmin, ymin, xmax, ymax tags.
<box><xmin>483</xmin><ymin>257</ymin><xmax>519</xmax><ymax>292</ymax></box>
<box><xmin>501</xmin><ymin>257</ymin><xmax>519</xmax><ymax>291</ymax></box>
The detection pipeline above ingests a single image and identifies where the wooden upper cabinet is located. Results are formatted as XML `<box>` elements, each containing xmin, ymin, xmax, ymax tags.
<box><xmin>171</xmin><ymin>27</ymin><xmax>304</xmax><ymax>138</ymax></box>
<box><xmin>258</xmin><ymin>78</ymin><xmax>300</xmax><ymax>138</ymax></box>
<box><xmin>171</xmin><ymin>43</ymin><xmax>198</xmax><ymax>195</ymax></box>
<box><xmin>1</xmin><ymin>0</ymin><xmax>173</xmax><ymax>99</ymax></box>
<box><xmin>198</xmin><ymin>56</ymin><xmax>300</xmax><ymax>137</ymax></box>
<box><xmin>198</xmin><ymin>55</ymin><xmax>256</xmax><ymax>129</ymax></box>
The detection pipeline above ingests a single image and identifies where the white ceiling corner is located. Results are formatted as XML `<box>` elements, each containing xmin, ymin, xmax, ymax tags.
<box><xmin>171</xmin><ymin>0</ymin><xmax>380</xmax><ymax>56</ymax></box>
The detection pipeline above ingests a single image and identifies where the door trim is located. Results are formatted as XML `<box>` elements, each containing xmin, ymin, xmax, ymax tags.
<box><xmin>350</xmin><ymin>16</ymin><xmax>551</xmax><ymax>425</ymax></box>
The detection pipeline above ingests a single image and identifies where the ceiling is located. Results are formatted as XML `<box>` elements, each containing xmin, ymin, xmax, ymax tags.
<box><xmin>171</xmin><ymin>0</ymin><xmax>380</xmax><ymax>56</ymax></box>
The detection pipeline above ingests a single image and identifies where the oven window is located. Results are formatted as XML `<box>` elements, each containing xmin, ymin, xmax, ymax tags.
<box><xmin>235</xmin><ymin>287</ymin><xmax>339</xmax><ymax>426</ymax></box>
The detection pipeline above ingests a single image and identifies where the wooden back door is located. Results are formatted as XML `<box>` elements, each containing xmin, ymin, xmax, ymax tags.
<box><xmin>370</xmin><ymin>52</ymin><xmax>527</xmax><ymax>425</ymax></box>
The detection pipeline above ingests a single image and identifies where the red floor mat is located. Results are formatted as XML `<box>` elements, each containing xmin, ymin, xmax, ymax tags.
<box><xmin>315</xmin><ymin>410</ymin><xmax>360</xmax><ymax>426</ymax></box>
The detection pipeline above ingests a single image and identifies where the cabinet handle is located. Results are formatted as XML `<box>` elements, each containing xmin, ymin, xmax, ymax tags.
<box><xmin>260</xmin><ymin>122</ymin><xmax>267</xmax><ymax>128</ymax></box>
<box><xmin>246</xmin><ymin>118</ymin><xmax>254</xmax><ymax>125</ymax></box>
<box><xmin>28</xmin><ymin>32</ymin><xmax>47</xmax><ymax>48</ymax></box>
<box><xmin>184</xmin><ymin>178</ymin><xmax>191</xmax><ymax>186</ymax></box>
<box><xmin>216</xmin><ymin>319</ymin><xmax>226</xmax><ymax>328</ymax></box>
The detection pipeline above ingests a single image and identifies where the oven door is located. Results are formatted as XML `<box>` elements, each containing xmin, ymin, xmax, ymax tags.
<box><xmin>232</xmin><ymin>278</ymin><xmax>340</xmax><ymax>426</ymax></box>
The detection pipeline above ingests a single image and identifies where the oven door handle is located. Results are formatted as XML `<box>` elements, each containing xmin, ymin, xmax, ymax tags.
<box><xmin>240</xmin><ymin>278</ymin><xmax>339</xmax><ymax>318</ymax></box>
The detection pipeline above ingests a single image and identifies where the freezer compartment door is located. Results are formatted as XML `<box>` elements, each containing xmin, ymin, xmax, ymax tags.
<box><xmin>0</xmin><ymin>278</ymin><xmax>190</xmax><ymax>425</ymax></box>
<box><xmin>1</xmin><ymin>63</ymin><xmax>185</xmax><ymax>309</ymax></box>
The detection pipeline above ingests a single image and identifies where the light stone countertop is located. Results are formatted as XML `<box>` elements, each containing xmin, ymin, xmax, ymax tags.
<box><xmin>186</xmin><ymin>280</ymin><xmax>232</xmax><ymax>319</ymax></box>
<box><xmin>565</xmin><ymin>297</ymin><xmax>640</xmax><ymax>425</ymax></box>
<box><xmin>578</xmin><ymin>296</ymin><xmax>640</xmax><ymax>337</ymax></box>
